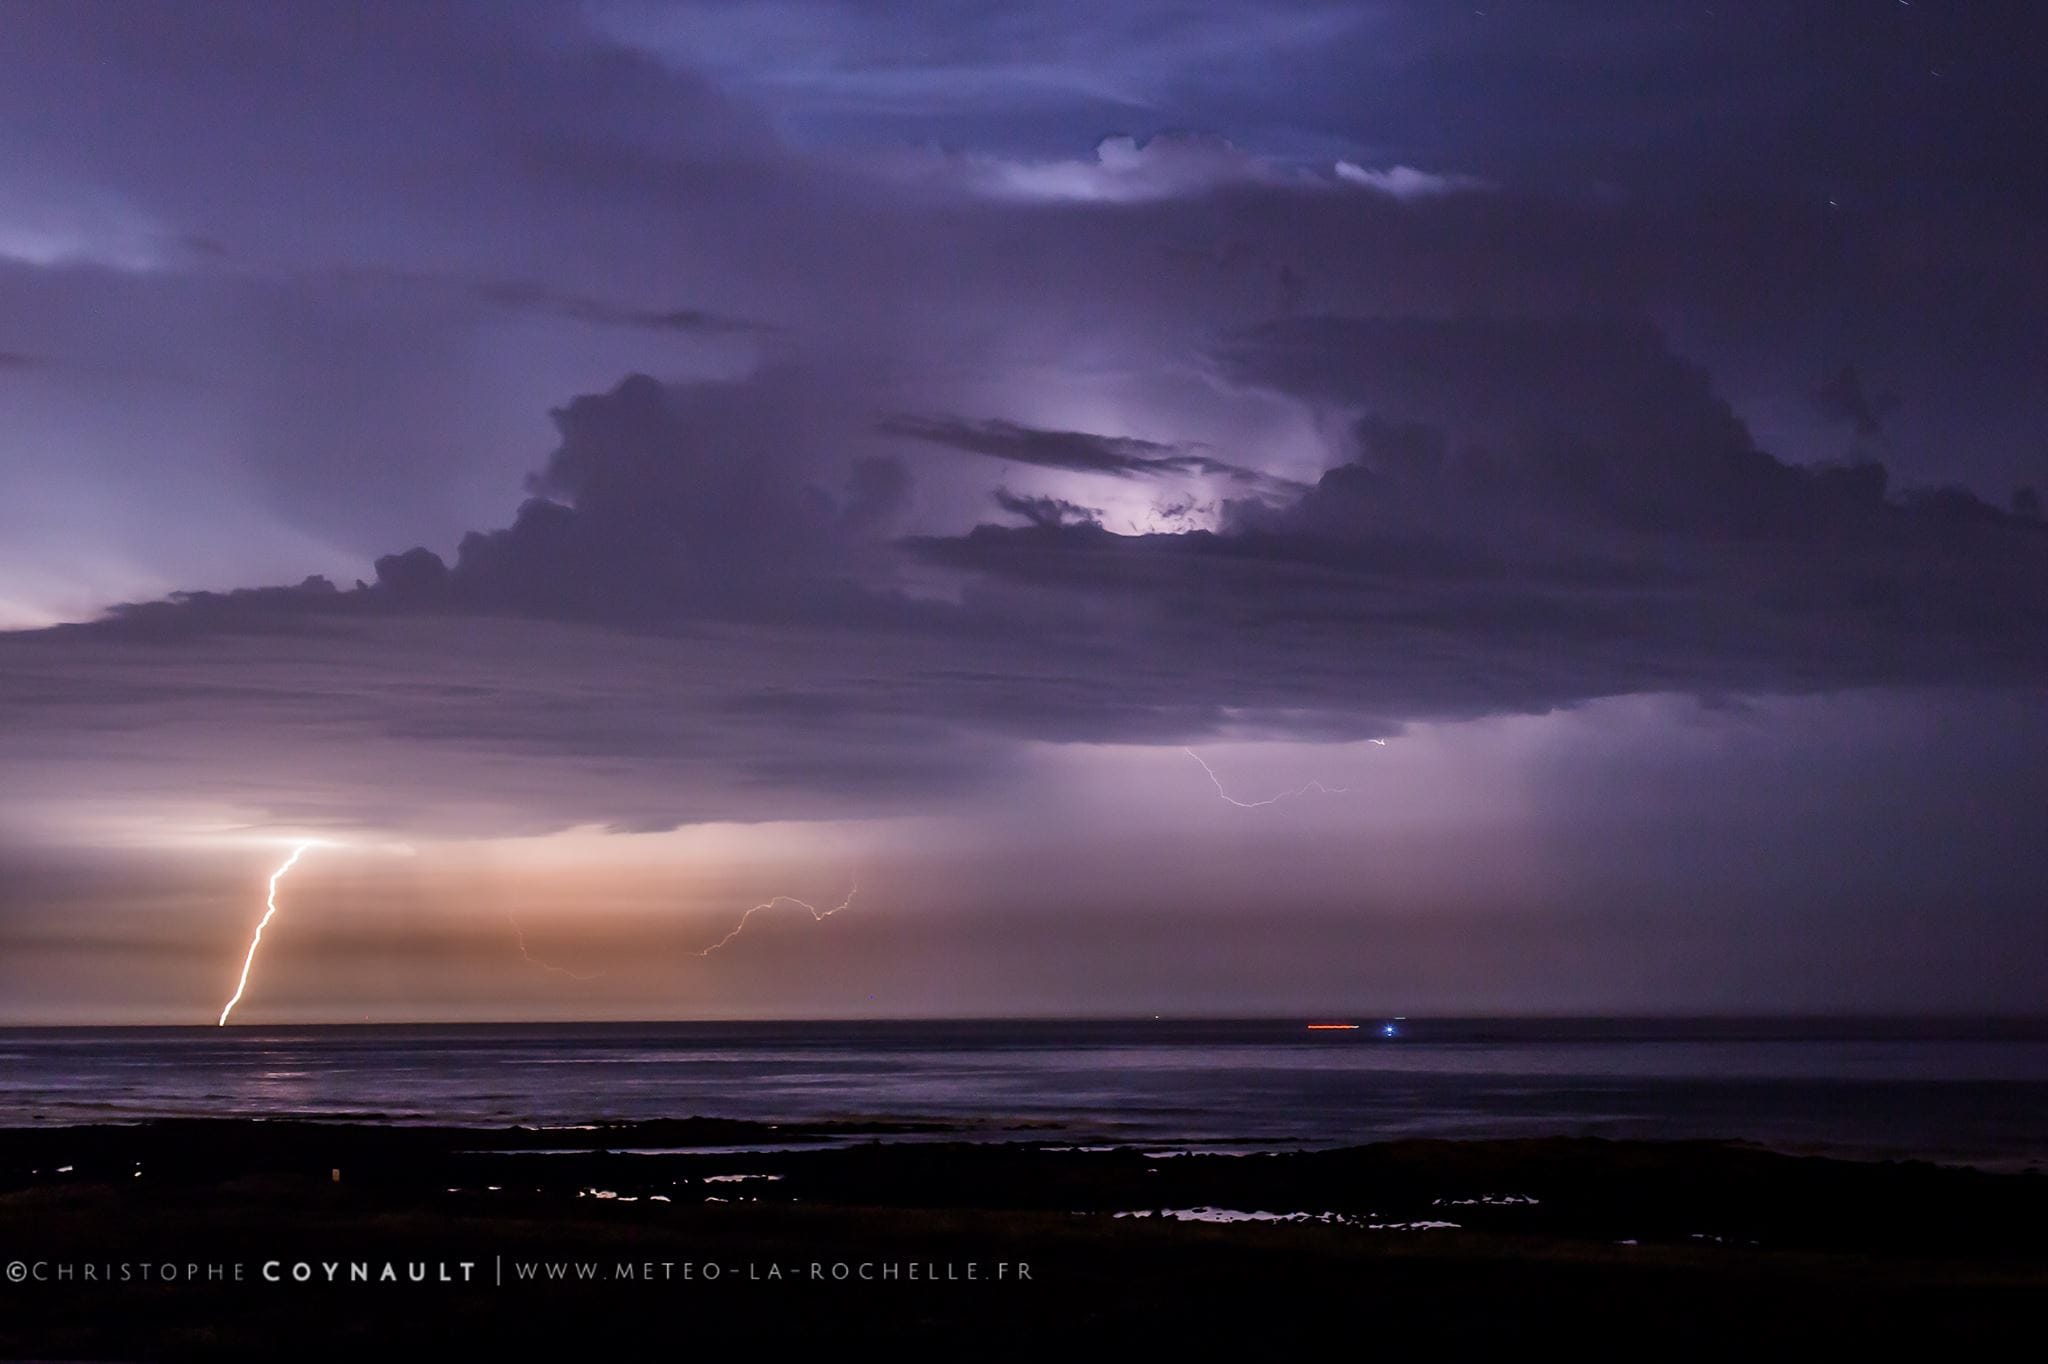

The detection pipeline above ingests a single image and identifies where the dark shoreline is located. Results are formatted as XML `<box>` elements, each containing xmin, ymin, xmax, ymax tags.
<box><xmin>2</xmin><ymin>1118</ymin><xmax>2043</xmax><ymax>1355</ymax></box>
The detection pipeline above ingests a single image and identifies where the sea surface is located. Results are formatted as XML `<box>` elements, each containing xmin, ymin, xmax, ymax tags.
<box><xmin>3</xmin><ymin>1018</ymin><xmax>2044</xmax><ymax>1167</ymax></box>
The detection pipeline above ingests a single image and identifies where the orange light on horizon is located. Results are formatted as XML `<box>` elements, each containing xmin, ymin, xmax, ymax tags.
<box><xmin>1305</xmin><ymin>1023</ymin><xmax>1360</xmax><ymax>1031</ymax></box>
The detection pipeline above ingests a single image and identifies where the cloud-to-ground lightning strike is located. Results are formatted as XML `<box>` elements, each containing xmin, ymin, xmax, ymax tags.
<box><xmin>217</xmin><ymin>841</ymin><xmax>320</xmax><ymax>1026</ymax></box>
<box><xmin>690</xmin><ymin>885</ymin><xmax>859</xmax><ymax>957</ymax></box>
<box><xmin>510</xmin><ymin>913</ymin><xmax>602</xmax><ymax>981</ymax></box>
<box><xmin>1182</xmin><ymin>748</ymin><xmax>1352</xmax><ymax>808</ymax></box>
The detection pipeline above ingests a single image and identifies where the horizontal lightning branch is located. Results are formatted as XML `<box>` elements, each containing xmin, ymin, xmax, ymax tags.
<box><xmin>510</xmin><ymin>913</ymin><xmax>603</xmax><ymax>981</ymax></box>
<box><xmin>1182</xmin><ymin>747</ymin><xmax>1350</xmax><ymax>808</ymax></box>
<box><xmin>690</xmin><ymin>885</ymin><xmax>859</xmax><ymax>957</ymax></box>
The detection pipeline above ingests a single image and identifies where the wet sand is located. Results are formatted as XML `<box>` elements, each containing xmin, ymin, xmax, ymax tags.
<box><xmin>2</xmin><ymin>1119</ymin><xmax>2042</xmax><ymax>1356</ymax></box>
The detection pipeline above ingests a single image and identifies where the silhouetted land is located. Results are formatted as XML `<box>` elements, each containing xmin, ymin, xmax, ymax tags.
<box><xmin>1</xmin><ymin>1120</ymin><xmax>2041</xmax><ymax>1356</ymax></box>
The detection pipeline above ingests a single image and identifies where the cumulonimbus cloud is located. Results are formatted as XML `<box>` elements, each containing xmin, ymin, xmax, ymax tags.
<box><xmin>8</xmin><ymin>308</ymin><xmax>2042</xmax><ymax>837</ymax></box>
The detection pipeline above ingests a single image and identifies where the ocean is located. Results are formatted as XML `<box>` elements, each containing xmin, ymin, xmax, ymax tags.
<box><xmin>3</xmin><ymin>1018</ymin><xmax>2044</xmax><ymax>1167</ymax></box>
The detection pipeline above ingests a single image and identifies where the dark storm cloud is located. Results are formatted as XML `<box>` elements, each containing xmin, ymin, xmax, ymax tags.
<box><xmin>919</xmin><ymin>312</ymin><xmax>2048</xmax><ymax>710</ymax></box>
<box><xmin>881</xmin><ymin>414</ymin><xmax>1302</xmax><ymax>498</ymax></box>
<box><xmin>77</xmin><ymin>368</ymin><xmax>918</xmax><ymax>634</ymax></box>
<box><xmin>12</xmin><ymin>297</ymin><xmax>2042</xmax><ymax>839</ymax></box>
<box><xmin>1217</xmin><ymin>313</ymin><xmax>1793</xmax><ymax>535</ymax></box>
<box><xmin>989</xmin><ymin>487</ymin><xmax>1103</xmax><ymax>529</ymax></box>
<box><xmin>7</xmin><ymin>0</ymin><xmax>2043</xmax><ymax>607</ymax></box>
<box><xmin>1812</xmin><ymin>365</ymin><xmax>1897</xmax><ymax>438</ymax></box>
<box><xmin>1208</xmin><ymin>314</ymin><xmax>2034</xmax><ymax>567</ymax></box>
<box><xmin>447</xmin><ymin>371</ymin><xmax>875</xmax><ymax>618</ymax></box>
<box><xmin>470</xmin><ymin>279</ymin><xmax>772</xmax><ymax>338</ymax></box>
<box><xmin>3</xmin><ymin>0</ymin><xmax>2046</xmax><ymax>843</ymax></box>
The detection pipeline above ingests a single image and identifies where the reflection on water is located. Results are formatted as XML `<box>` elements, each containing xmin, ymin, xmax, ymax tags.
<box><xmin>1</xmin><ymin>1018</ymin><xmax>2044</xmax><ymax>1166</ymax></box>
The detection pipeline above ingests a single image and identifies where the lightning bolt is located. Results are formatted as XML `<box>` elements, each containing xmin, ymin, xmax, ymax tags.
<box><xmin>214</xmin><ymin>844</ymin><xmax>854</xmax><ymax>1014</ymax></box>
<box><xmin>217</xmin><ymin>841</ymin><xmax>320</xmax><ymax>1027</ymax></box>
<box><xmin>510</xmin><ymin>914</ymin><xmax>602</xmax><ymax>981</ymax></box>
<box><xmin>690</xmin><ymin>884</ymin><xmax>858</xmax><ymax>957</ymax></box>
<box><xmin>1182</xmin><ymin>748</ymin><xmax>1351</xmax><ymax>808</ymax></box>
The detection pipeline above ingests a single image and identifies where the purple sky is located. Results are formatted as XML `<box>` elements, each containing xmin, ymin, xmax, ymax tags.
<box><xmin>2</xmin><ymin>1</ymin><xmax>2045</xmax><ymax>1023</ymax></box>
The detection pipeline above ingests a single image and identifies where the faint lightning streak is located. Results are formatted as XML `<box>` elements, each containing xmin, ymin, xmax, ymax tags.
<box><xmin>510</xmin><ymin>914</ymin><xmax>602</xmax><ymax>981</ymax></box>
<box><xmin>1182</xmin><ymin>748</ymin><xmax>1349</xmax><ymax>808</ymax></box>
<box><xmin>690</xmin><ymin>885</ymin><xmax>858</xmax><ymax>957</ymax></box>
<box><xmin>217</xmin><ymin>842</ymin><xmax>318</xmax><ymax>1027</ymax></box>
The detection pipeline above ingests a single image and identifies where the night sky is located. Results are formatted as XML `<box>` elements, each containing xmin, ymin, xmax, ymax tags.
<box><xmin>2</xmin><ymin>1</ymin><xmax>2044</xmax><ymax>1023</ymax></box>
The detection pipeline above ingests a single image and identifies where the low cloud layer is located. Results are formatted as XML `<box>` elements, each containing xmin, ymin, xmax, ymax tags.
<box><xmin>7</xmin><ymin>304</ymin><xmax>2043</xmax><ymax>837</ymax></box>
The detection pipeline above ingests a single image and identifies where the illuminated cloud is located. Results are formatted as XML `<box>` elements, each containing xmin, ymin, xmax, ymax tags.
<box><xmin>881</xmin><ymin>414</ymin><xmax>1303</xmax><ymax>502</ymax></box>
<box><xmin>952</xmin><ymin>134</ymin><xmax>1305</xmax><ymax>203</ymax></box>
<box><xmin>1333</xmin><ymin>162</ymin><xmax>1490</xmax><ymax>199</ymax></box>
